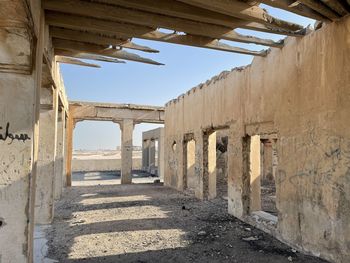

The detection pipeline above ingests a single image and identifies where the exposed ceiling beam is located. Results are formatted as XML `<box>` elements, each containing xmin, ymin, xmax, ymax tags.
<box><xmin>52</xmin><ymin>38</ymin><xmax>164</xmax><ymax>65</ymax></box>
<box><xmin>55</xmin><ymin>49</ymin><xmax>126</xmax><ymax>64</ymax></box>
<box><xmin>90</xmin><ymin>0</ymin><xmax>304</xmax><ymax>36</ymax></box>
<box><xmin>47</xmin><ymin>13</ymin><xmax>267</xmax><ymax>56</ymax></box>
<box><xmin>56</xmin><ymin>56</ymin><xmax>101</xmax><ymax>68</ymax></box>
<box><xmin>50</xmin><ymin>27</ymin><xmax>159</xmax><ymax>53</ymax></box>
<box><xmin>43</xmin><ymin>0</ymin><xmax>283</xmax><ymax>47</ymax></box>
<box><xmin>176</xmin><ymin>0</ymin><xmax>304</xmax><ymax>31</ymax></box>
<box><xmin>319</xmin><ymin>0</ymin><xmax>349</xmax><ymax>16</ymax></box>
<box><xmin>296</xmin><ymin>0</ymin><xmax>341</xmax><ymax>19</ymax></box>
<box><xmin>257</xmin><ymin>0</ymin><xmax>328</xmax><ymax>21</ymax></box>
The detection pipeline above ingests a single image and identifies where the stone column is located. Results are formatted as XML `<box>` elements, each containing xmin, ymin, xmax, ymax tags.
<box><xmin>121</xmin><ymin>119</ymin><xmax>134</xmax><ymax>184</ymax></box>
<box><xmin>35</xmin><ymin>86</ymin><xmax>59</xmax><ymax>224</ymax></box>
<box><xmin>194</xmin><ymin>131</ymin><xmax>205</xmax><ymax>199</ymax></box>
<box><xmin>65</xmin><ymin>115</ymin><xmax>74</xmax><ymax>187</ymax></box>
<box><xmin>149</xmin><ymin>139</ymin><xmax>156</xmax><ymax>172</ymax></box>
<box><xmin>54</xmin><ymin>107</ymin><xmax>66</xmax><ymax>200</ymax></box>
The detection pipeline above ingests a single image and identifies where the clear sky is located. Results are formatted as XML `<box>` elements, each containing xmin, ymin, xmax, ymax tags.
<box><xmin>64</xmin><ymin>5</ymin><xmax>315</xmax><ymax>150</ymax></box>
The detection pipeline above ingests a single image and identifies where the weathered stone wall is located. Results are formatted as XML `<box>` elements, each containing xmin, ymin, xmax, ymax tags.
<box><xmin>164</xmin><ymin>17</ymin><xmax>350</xmax><ymax>263</ymax></box>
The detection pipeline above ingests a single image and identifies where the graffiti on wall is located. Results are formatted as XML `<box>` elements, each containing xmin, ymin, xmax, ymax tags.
<box><xmin>0</xmin><ymin>122</ymin><xmax>31</xmax><ymax>144</ymax></box>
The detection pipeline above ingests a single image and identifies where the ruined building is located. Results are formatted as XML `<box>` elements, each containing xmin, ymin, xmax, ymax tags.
<box><xmin>0</xmin><ymin>0</ymin><xmax>349</xmax><ymax>262</ymax></box>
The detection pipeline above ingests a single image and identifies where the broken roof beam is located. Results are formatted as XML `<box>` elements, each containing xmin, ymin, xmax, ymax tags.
<box><xmin>257</xmin><ymin>0</ymin><xmax>329</xmax><ymax>21</ymax></box>
<box><xmin>55</xmin><ymin>49</ymin><xmax>126</xmax><ymax>64</ymax></box>
<box><xmin>50</xmin><ymin>27</ymin><xmax>159</xmax><ymax>53</ymax></box>
<box><xmin>177</xmin><ymin>0</ymin><xmax>304</xmax><ymax>31</ymax></box>
<box><xmin>47</xmin><ymin>14</ymin><xmax>268</xmax><ymax>56</ymax></box>
<box><xmin>90</xmin><ymin>0</ymin><xmax>304</xmax><ymax>36</ymax></box>
<box><xmin>52</xmin><ymin>38</ymin><xmax>164</xmax><ymax>66</ymax></box>
<box><xmin>56</xmin><ymin>56</ymin><xmax>101</xmax><ymax>68</ymax></box>
<box><xmin>296</xmin><ymin>0</ymin><xmax>341</xmax><ymax>19</ymax></box>
<box><xmin>43</xmin><ymin>0</ymin><xmax>284</xmax><ymax>47</ymax></box>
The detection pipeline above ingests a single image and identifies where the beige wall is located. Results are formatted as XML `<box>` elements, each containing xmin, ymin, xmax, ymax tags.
<box><xmin>72</xmin><ymin>158</ymin><xmax>142</xmax><ymax>172</ymax></box>
<box><xmin>164</xmin><ymin>17</ymin><xmax>350</xmax><ymax>263</ymax></box>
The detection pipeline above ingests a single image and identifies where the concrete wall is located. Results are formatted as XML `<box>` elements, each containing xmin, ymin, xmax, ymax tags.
<box><xmin>164</xmin><ymin>17</ymin><xmax>350</xmax><ymax>263</ymax></box>
<box><xmin>72</xmin><ymin>158</ymin><xmax>142</xmax><ymax>172</ymax></box>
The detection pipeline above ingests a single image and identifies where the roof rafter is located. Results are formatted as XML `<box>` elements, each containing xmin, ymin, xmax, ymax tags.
<box><xmin>176</xmin><ymin>0</ymin><xmax>304</xmax><ymax>31</ymax></box>
<box><xmin>46</xmin><ymin>13</ymin><xmax>268</xmax><ymax>56</ymax></box>
<box><xmin>90</xmin><ymin>0</ymin><xmax>305</xmax><ymax>36</ymax></box>
<box><xmin>43</xmin><ymin>0</ymin><xmax>284</xmax><ymax>47</ymax></box>
<box><xmin>55</xmin><ymin>49</ymin><xmax>126</xmax><ymax>64</ymax></box>
<box><xmin>53</xmin><ymin>38</ymin><xmax>164</xmax><ymax>65</ymax></box>
<box><xmin>50</xmin><ymin>27</ymin><xmax>159</xmax><ymax>53</ymax></box>
<box><xmin>296</xmin><ymin>0</ymin><xmax>341</xmax><ymax>19</ymax></box>
<box><xmin>257</xmin><ymin>0</ymin><xmax>329</xmax><ymax>21</ymax></box>
<box><xmin>56</xmin><ymin>56</ymin><xmax>101</xmax><ymax>68</ymax></box>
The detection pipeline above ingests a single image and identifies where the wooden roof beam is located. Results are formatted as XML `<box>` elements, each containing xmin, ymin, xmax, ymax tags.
<box><xmin>56</xmin><ymin>56</ymin><xmax>101</xmax><ymax>68</ymax></box>
<box><xmin>319</xmin><ymin>0</ymin><xmax>349</xmax><ymax>16</ymax></box>
<box><xmin>177</xmin><ymin>0</ymin><xmax>304</xmax><ymax>31</ymax></box>
<box><xmin>47</xmin><ymin>13</ymin><xmax>267</xmax><ymax>56</ymax></box>
<box><xmin>91</xmin><ymin>0</ymin><xmax>305</xmax><ymax>36</ymax></box>
<box><xmin>257</xmin><ymin>0</ymin><xmax>329</xmax><ymax>21</ymax></box>
<box><xmin>43</xmin><ymin>0</ymin><xmax>284</xmax><ymax>47</ymax></box>
<box><xmin>52</xmin><ymin>38</ymin><xmax>164</xmax><ymax>65</ymax></box>
<box><xmin>50</xmin><ymin>27</ymin><xmax>159</xmax><ymax>53</ymax></box>
<box><xmin>296</xmin><ymin>0</ymin><xmax>341</xmax><ymax>19</ymax></box>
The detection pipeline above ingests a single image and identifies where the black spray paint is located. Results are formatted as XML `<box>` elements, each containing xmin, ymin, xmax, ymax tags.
<box><xmin>0</xmin><ymin>122</ymin><xmax>31</xmax><ymax>144</ymax></box>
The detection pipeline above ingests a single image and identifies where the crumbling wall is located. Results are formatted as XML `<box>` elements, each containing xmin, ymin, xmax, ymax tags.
<box><xmin>164</xmin><ymin>16</ymin><xmax>350</xmax><ymax>263</ymax></box>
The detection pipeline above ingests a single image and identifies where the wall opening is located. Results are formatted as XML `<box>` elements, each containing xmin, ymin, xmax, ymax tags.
<box><xmin>216</xmin><ymin>129</ymin><xmax>229</xmax><ymax>200</ymax></box>
<box><xmin>244</xmin><ymin>134</ymin><xmax>278</xmax><ymax>221</ymax></box>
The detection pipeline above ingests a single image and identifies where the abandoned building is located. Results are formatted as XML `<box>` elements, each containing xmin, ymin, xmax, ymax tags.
<box><xmin>0</xmin><ymin>0</ymin><xmax>350</xmax><ymax>262</ymax></box>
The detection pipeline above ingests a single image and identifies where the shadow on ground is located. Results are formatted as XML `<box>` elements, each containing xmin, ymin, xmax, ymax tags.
<box><xmin>46</xmin><ymin>172</ymin><xmax>329</xmax><ymax>263</ymax></box>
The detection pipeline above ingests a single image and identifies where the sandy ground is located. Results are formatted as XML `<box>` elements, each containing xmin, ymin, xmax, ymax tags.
<box><xmin>46</xmin><ymin>172</ymin><xmax>329</xmax><ymax>263</ymax></box>
<box><xmin>73</xmin><ymin>150</ymin><xmax>142</xmax><ymax>160</ymax></box>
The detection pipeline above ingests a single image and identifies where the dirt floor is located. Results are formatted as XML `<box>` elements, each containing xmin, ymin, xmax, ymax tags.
<box><xmin>46</xmin><ymin>172</ymin><xmax>329</xmax><ymax>263</ymax></box>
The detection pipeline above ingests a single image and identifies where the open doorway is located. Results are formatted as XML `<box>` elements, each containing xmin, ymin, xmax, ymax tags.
<box><xmin>72</xmin><ymin>120</ymin><xmax>121</xmax><ymax>184</ymax></box>
<box><xmin>216</xmin><ymin>129</ymin><xmax>229</xmax><ymax>200</ymax></box>
<box><xmin>183</xmin><ymin>133</ymin><xmax>196</xmax><ymax>194</ymax></box>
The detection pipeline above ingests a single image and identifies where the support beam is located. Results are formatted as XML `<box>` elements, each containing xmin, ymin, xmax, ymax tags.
<box><xmin>35</xmin><ymin>87</ymin><xmax>59</xmax><ymax>224</ymax></box>
<box><xmin>257</xmin><ymin>0</ymin><xmax>328</xmax><ymax>21</ymax></box>
<box><xmin>177</xmin><ymin>0</ymin><xmax>304</xmax><ymax>31</ymax></box>
<box><xmin>56</xmin><ymin>56</ymin><xmax>101</xmax><ymax>68</ymax></box>
<box><xmin>65</xmin><ymin>116</ymin><xmax>74</xmax><ymax>187</ymax></box>
<box><xmin>121</xmin><ymin>119</ymin><xmax>134</xmax><ymax>184</ymax></box>
<box><xmin>47</xmin><ymin>14</ymin><xmax>267</xmax><ymax>56</ymax></box>
<box><xmin>93</xmin><ymin>0</ymin><xmax>305</xmax><ymax>36</ymax></box>
<box><xmin>52</xmin><ymin>38</ymin><xmax>165</xmax><ymax>65</ymax></box>
<box><xmin>44</xmin><ymin>0</ymin><xmax>284</xmax><ymax>47</ymax></box>
<box><xmin>297</xmin><ymin>0</ymin><xmax>341</xmax><ymax>19</ymax></box>
<box><xmin>50</xmin><ymin>27</ymin><xmax>160</xmax><ymax>53</ymax></box>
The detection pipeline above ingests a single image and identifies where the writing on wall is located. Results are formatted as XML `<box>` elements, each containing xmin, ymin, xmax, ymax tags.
<box><xmin>0</xmin><ymin>122</ymin><xmax>31</xmax><ymax>144</ymax></box>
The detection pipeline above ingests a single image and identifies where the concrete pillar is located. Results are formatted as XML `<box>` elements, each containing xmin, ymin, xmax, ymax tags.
<box><xmin>149</xmin><ymin>139</ymin><xmax>156</xmax><ymax>172</ymax></box>
<box><xmin>250</xmin><ymin>135</ymin><xmax>261</xmax><ymax>212</ymax></box>
<box><xmin>158</xmin><ymin>129</ymin><xmax>165</xmax><ymax>180</ymax></box>
<box><xmin>65</xmin><ymin>116</ymin><xmax>74</xmax><ymax>187</ymax></box>
<box><xmin>54</xmin><ymin>108</ymin><xmax>66</xmax><ymax>200</ymax></box>
<box><xmin>194</xmin><ymin>132</ymin><xmax>205</xmax><ymax>199</ymax></box>
<box><xmin>35</xmin><ymin>87</ymin><xmax>59</xmax><ymax>224</ymax></box>
<box><xmin>121</xmin><ymin>119</ymin><xmax>134</xmax><ymax>184</ymax></box>
<box><xmin>207</xmin><ymin>132</ymin><xmax>217</xmax><ymax>200</ymax></box>
<box><xmin>142</xmin><ymin>139</ymin><xmax>149</xmax><ymax>170</ymax></box>
<box><xmin>0</xmin><ymin>2</ymin><xmax>43</xmax><ymax>261</ymax></box>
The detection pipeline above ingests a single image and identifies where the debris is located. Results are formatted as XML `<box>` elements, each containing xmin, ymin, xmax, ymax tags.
<box><xmin>288</xmin><ymin>256</ymin><xmax>293</xmax><ymax>261</ymax></box>
<box><xmin>242</xmin><ymin>236</ymin><xmax>259</xmax><ymax>241</ymax></box>
<box><xmin>198</xmin><ymin>231</ymin><xmax>207</xmax><ymax>236</ymax></box>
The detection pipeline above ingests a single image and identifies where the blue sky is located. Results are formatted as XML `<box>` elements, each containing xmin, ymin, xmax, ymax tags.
<box><xmin>65</xmin><ymin>5</ymin><xmax>315</xmax><ymax>150</ymax></box>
